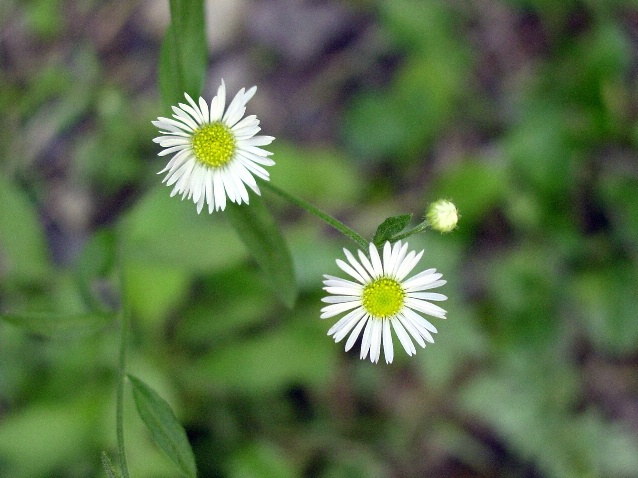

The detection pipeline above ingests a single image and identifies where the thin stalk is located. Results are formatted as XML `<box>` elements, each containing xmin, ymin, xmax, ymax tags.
<box><xmin>116</xmin><ymin>227</ymin><xmax>130</xmax><ymax>478</ymax></box>
<box><xmin>262</xmin><ymin>181</ymin><xmax>369</xmax><ymax>250</ymax></box>
<box><xmin>389</xmin><ymin>220</ymin><xmax>430</xmax><ymax>242</ymax></box>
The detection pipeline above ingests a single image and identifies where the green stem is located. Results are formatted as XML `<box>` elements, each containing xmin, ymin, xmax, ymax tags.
<box><xmin>389</xmin><ymin>219</ymin><xmax>430</xmax><ymax>242</ymax></box>
<box><xmin>116</xmin><ymin>228</ymin><xmax>130</xmax><ymax>478</ymax></box>
<box><xmin>262</xmin><ymin>181</ymin><xmax>369</xmax><ymax>250</ymax></box>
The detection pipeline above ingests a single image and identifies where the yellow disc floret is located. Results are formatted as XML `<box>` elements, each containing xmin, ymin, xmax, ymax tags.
<box><xmin>362</xmin><ymin>277</ymin><xmax>405</xmax><ymax>318</ymax></box>
<box><xmin>191</xmin><ymin>122</ymin><xmax>236</xmax><ymax>168</ymax></box>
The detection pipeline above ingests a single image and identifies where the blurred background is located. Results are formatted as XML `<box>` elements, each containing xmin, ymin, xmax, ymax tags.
<box><xmin>2</xmin><ymin>0</ymin><xmax>638</xmax><ymax>476</ymax></box>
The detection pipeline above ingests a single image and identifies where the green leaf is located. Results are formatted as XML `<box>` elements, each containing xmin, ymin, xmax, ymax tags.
<box><xmin>0</xmin><ymin>175</ymin><xmax>50</xmax><ymax>283</ymax></box>
<box><xmin>124</xmin><ymin>185</ymin><xmax>246</xmax><ymax>273</ymax></box>
<box><xmin>128</xmin><ymin>375</ymin><xmax>197</xmax><ymax>478</ymax></box>
<box><xmin>158</xmin><ymin>0</ymin><xmax>207</xmax><ymax>109</ymax></box>
<box><xmin>225</xmin><ymin>193</ymin><xmax>297</xmax><ymax>308</ymax></box>
<box><xmin>101</xmin><ymin>452</ymin><xmax>120</xmax><ymax>478</ymax></box>
<box><xmin>0</xmin><ymin>311</ymin><xmax>114</xmax><ymax>339</ymax></box>
<box><xmin>372</xmin><ymin>214</ymin><xmax>412</xmax><ymax>246</ymax></box>
<box><xmin>182</xmin><ymin>306</ymin><xmax>336</xmax><ymax>393</ymax></box>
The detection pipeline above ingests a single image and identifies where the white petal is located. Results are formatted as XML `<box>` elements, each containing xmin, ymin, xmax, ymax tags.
<box><xmin>336</xmin><ymin>259</ymin><xmax>365</xmax><ymax>283</ymax></box>
<box><xmin>184</xmin><ymin>93</ymin><xmax>204</xmax><ymax>124</ymax></box>
<box><xmin>407</xmin><ymin>292</ymin><xmax>447</xmax><ymax>301</ymax></box>
<box><xmin>369</xmin><ymin>243</ymin><xmax>384</xmax><ymax>277</ymax></box>
<box><xmin>398</xmin><ymin>315</ymin><xmax>426</xmax><ymax>348</ymax></box>
<box><xmin>323</xmin><ymin>295</ymin><xmax>365</xmax><ymax>304</ymax></box>
<box><xmin>210</xmin><ymin>80</ymin><xmax>226</xmax><ymax>121</ymax></box>
<box><xmin>205</xmin><ymin>169</ymin><xmax>215</xmax><ymax>213</ymax></box>
<box><xmin>175</xmin><ymin>102</ymin><xmax>201</xmax><ymax>126</ymax></box>
<box><xmin>229</xmin><ymin>166</ymin><xmax>250</xmax><ymax>203</ymax></box>
<box><xmin>323</xmin><ymin>286</ymin><xmax>361</xmax><ymax>296</ymax></box>
<box><xmin>220</xmin><ymin>169</ymin><xmax>237</xmax><ymax>203</ymax></box>
<box><xmin>391</xmin><ymin>242</ymin><xmax>409</xmax><ymax>277</ymax></box>
<box><xmin>172</xmin><ymin>107</ymin><xmax>199</xmax><ymax>131</ymax></box>
<box><xmin>230</xmin><ymin>162</ymin><xmax>260</xmax><ymax>195</ymax></box>
<box><xmin>155</xmin><ymin>116</ymin><xmax>194</xmax><ymax>133</ymax></box>
<box><xmin>382</xmin><ymin>242</ymin><xmax>393</xmax><ymax>276</ymax></box>
<box><xmin>403</xmin><ymin>307</ymin><xmax>438</xmax><ymax>335</ymax></box>
<box><xmin>158</xmin><ymin>149</ymin><xmax>190</xmax><ymax>174</ymax></box>
<box><xmin>244</xmin><ymin>145</ymin><xmax>273</xmax><ymax>157</ymax></box>
<box><xmin>239</xmin><ymin>156</ymin><xmax>270</xmax><ymax>180</ymax></box>
<box><xmin>242</xmin><ymin>135</ymin><xmax>275</xmax><ymax>147</ymax></box>
<box><xmin>328</xmin><ymin>308</ymin><xmax>364</xmax><ymax>340</ymax></box>
<box><xmin>158</xmin><ymin>145</ymin><xmax>189</xmax><ymax>157</ymax></box>
<box><xmin>403</xmin><ymin>271</ymin><xmax>442</xmax><ymax>291</ymax></box>
<box><xmin>236</xmin><ymin>150</ymin><xmax>275</xmax><ymax>166</ymax></box>
<box><xmin>382</xmin><ymin>319</ymin><xmax>394</xmax><ymax>364</ymax></box>
<box><xmin>391</xmin><ymin>318</ymin><xmax>415</xmax><ymax>355</ymax></box>
<box><xmin>320</xmin><ymin>301</ymin><xmax>361</xmax><ymax>319</ymax></box>
<box><xmin>190</xmin><ymin>165</ymin><xmax>205</xmax><ymax>203</ymax></box>
<box><xmin>244</xmin><ymin>85</ymin><xmax>257</xmax><ymax>103</ymax></box>
<box><xmin>402</xmin><ymin>309</ymin><xmax>435</xmax><ymax>343</ymax></box>
<box><xmin>357</xmin><ymin>249</ymin><xmax>377</xmax><ymax>278</ymax></box>
<box><xmin>323</xmin><ymin>279</ymin><xmax>363</xmax><ymax>291</ymax></box>
<box><xmin>343</xmin><ymin>249</ymin><xmax>371</xmax><ymax>283</ymax></box>
<box><xmin>359</xmin><ymin>318</ymin><xmax>374</xmax><ymax>360</ymax></box>
<box><xmin>232</xmin><ymin>114</ymin><xmax>259</xmax><ymax>131</ymax></box>
<box><xmin>344</xmin><ymin>315</ymin><xmax>369</xmax><ymax>351</ymax></box>
<box><xmin>213</xmin><ymin>171</ymin><xmax>226</xmax><ymax>211</ymax></box>
<box><xmin>396</xmin><ymin>249</ymin><xmax>424</xmax><ymax>281</ymax></box>
<box><xmin>405</xmin><ymin>298</ymin><xmax>447</xmax><ymax>319</ymax></box>
<box><xmin>369</xmin><ymin>319</ymin><xmax>383</xmax><ymax>363</ymax></box>
<box><xmin>223</xmin><ymin>87</ymin><xmax>247</xmax><ymax>126</ymax></box>
<box><xmin>198</xmin><ymin>96</ymin><xmax>210</xmax><ymax>123</ymax></box>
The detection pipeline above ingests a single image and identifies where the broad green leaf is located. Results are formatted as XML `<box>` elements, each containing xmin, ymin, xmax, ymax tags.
<box><xmin>0</xmin><ymin>175</ymin><xmax>50</xmax><ymax>283</ymax></box>
<box><xmin>124</xmin><ymin>185</ymin><xmax>245</xmax><ymax>273</ymax></box>
<box><xmin>225</xmin><ymin>193</ymin><xmax>297</xmax><ymax>308</ymax></box>
<box><xmin>182</xmin><ymin>305</ymin><xmax>336</xmax><ymax>393</ymax></box>
<box><xmin>124</xmin><ymin>264</ymin><xmax>191</xmax><ymax>326</ymax></box>
<box><xmin>129</xmin><ymin>375</ymin><xmax>197</xmax><ymax>478</ymax></box>
<box><xmin>372</xmin><ymin>214</ymin><xmax>412</xmax><ymax>246</ymax></box>
<box><xmin>175</xmin><ymin>266</ymin><xmax>277</xmax><ymax>348</ymax></box>
<box><xmin>159</xmin><ymin>0</ymin><xmax>207</xmax><ymax>109</ymax></box>
<box><xmin>0</xmin><ymin>311</ymin><xmax>114</xmax><ymax>339</ymax></box>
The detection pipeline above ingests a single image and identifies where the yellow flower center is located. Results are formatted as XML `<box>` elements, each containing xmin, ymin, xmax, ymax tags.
<box><xmin>362</xmin><ymin>277</ymin><xmax>405</xmax><ymax>318</ymax></box>
<box><xmin>191</xmin><ymin>122</ymin><xmax>236</xmax><ymax>168</ymax></box>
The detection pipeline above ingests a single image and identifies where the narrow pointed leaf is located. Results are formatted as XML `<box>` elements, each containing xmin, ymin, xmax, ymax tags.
<box><xmin>225</xmin><ymin>194</ymin><xmax>297</xmax><ymax>308</ymax></box>
<box><xmin>159</xmin><ymin>0</ymin><xmax>207</xmax><ymax>109</ymax></box>
<box><xmin>0</xmin><ymin>311</ymin><xmax>114</xmax><ymax>339</ymax></box>
<box><xmin>129</xmin><ymin>375</ymin><xmax>197</xmax><ymax>478</ymax></box>
<box><xmin>372</xmin><ymin>214</ymin><xmax>412</xmax><ymax>246</ymax></box>
<box><xmin>101</xmin><ymin>452</ymin><xmax>120</xmax><ymax>478</ymax></box>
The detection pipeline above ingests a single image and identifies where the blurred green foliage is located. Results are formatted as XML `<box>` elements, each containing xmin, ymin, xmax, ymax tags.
<box><xmin>2</xmin><ymin>0</ymin><xmax>638</xmax><ymax>477</ymax></box>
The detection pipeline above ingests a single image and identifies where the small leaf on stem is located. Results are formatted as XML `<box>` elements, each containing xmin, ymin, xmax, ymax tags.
<box><xmin>129</xmin><ymin>375</ymin><xmax>197</xmax><ymax>478</ymax></box>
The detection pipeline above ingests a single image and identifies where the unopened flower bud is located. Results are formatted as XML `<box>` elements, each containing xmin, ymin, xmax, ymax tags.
<box><xmin>427</xmin><ymin>199</ymin><xmax>459</xmax><ymax>233</ymax></box>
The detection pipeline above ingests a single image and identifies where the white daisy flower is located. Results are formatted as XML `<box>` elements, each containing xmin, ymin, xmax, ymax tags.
<box><xmin>321</xmin><ymin>240</ymin><xmax>447</xmax><ymax>364</ymax></box>
<box><xmin>152</xmin><ymin>80</ymin><xmax>275</xmax><ymax>213</ymax></box>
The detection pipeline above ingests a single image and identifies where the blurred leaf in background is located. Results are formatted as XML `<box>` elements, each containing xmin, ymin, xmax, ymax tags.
<box><xmin>1</xmin><ymin>0</ymin><xmax>638</xmax><ymax>477</ymax></box>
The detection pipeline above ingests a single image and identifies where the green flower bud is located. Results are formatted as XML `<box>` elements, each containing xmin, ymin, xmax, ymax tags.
<box><xmin>427</xmin><ymin>199</ymin><xmax>459</xmax><ymax>233</ymax></box>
